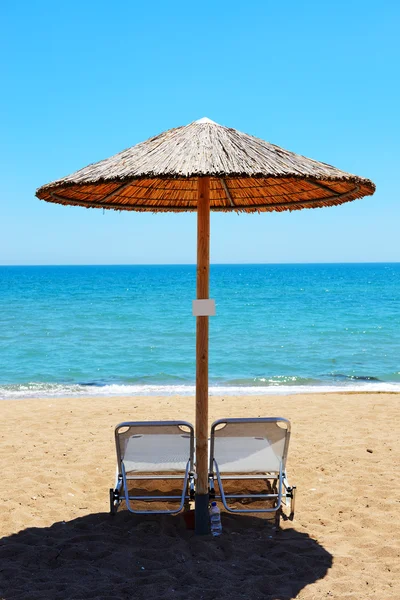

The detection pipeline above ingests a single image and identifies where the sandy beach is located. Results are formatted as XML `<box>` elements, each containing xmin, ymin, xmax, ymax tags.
<box><xmin>1</xmin><ymin>392</ymin><xmax>399</xmax><ymax>599</ymax></box>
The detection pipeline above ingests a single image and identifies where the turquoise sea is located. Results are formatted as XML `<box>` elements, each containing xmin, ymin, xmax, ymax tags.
<box><xmin>0</xmin><ymin>264</ymin><xmax>399</xmax><ymax>398</ymax></box>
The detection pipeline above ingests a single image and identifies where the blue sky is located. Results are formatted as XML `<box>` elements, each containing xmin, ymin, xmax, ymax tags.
<box><xmin>0</xmin><ymin>0</ymin><xmax>398</xmax><ymax>265</ymax></box>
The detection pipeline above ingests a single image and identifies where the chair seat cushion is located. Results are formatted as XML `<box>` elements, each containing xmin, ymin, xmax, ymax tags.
<box><xmin>214</xmin><ymin>437</ymin><xmax>282</xmax><ymax>473</ymax></box>
<box><xmin>122</xmin><ymin>434</ymin><xmax>190</xmax><ymax>473</ymax></box>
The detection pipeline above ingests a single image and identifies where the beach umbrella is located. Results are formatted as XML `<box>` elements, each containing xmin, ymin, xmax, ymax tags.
<box><xmin>36</xmin><ymin>117</ymin><xmax>375</xmax><ymax>534</ymax></box>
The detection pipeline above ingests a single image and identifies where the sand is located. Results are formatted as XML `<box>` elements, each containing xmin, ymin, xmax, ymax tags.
<box><xmin>0</xmin><ymin>392</ymin><xmax>399</xmax><ymax>599</ymax></box>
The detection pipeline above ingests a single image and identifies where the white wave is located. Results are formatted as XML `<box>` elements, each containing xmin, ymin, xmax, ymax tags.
<box><xmin>1</xmin><ymin>381</ymin><xmax>400</xmax><ymax>399</ymax></box>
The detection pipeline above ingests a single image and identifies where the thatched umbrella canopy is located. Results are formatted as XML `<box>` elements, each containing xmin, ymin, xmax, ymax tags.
<box><xmin>36</xmin><ymin>117</ymin><xmax>374</xmax><ymax>212</ymax></box>
<box><xmin>36</xmin><ymin>118</ymin><xmax>375</xmax><ymax>535</ymax></box>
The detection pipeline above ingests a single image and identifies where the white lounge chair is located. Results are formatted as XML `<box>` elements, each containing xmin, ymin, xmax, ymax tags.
<box><xmin>208</xmin><ymin>417</ymin><xmax>296</xmax><ymax>526</ymax></box>
<box><xmin>110</xmin><ymin>420</ymin><xmax>195</xmax><ymax>515</ymax></box>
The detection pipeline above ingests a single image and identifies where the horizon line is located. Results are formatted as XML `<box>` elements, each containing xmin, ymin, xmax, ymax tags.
<box><xmin>0</xmin><ymin>261</ymin><xmax>399</xmax><ymax>267</ymax></box>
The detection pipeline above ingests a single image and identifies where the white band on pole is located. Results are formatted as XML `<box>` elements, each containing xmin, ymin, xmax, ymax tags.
<box><xmin>192</xmin><ymin>299</ymin><xmax>216</xmax><ymax>316</ymax></box>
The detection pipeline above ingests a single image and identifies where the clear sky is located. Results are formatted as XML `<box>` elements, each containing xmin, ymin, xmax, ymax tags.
<box><xmin>0</xmin><ymin>0</ymin><xmax>398</xmax><ymax>265</ymax></box>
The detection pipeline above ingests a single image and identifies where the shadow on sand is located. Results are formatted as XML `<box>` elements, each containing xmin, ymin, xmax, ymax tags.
<box><xmin>0</xmin><ymin>511</ymin><xmax>332</xmax><ymax>600</ymax></box>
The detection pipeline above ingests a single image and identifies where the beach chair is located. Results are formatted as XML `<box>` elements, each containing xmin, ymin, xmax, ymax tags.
<box><xmin>110</xmin><ymin>420</ymin><xmax>195</xmax><ymax>515</ymax></box>
<box><xmin>208</xmin><ymin>417</ymin><xmax>296</xmax><ymax>526</ymax></box>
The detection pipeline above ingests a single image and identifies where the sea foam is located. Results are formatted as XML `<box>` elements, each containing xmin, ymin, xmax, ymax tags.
<box><xmin>1</xmin><ymin>381</ymin><xmax>400</xmax><ymax>399</ymax></box>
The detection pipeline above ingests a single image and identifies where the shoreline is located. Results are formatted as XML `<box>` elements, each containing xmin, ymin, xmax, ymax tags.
<box><xmin>1</xmin><ymin>383</ymin><xmax>400</xmax><ymax>401</ymax></box>
<box><xmin>1</xmin><ymin>389</ymin><xmax>399</xmax><ymax>403</ymax></box>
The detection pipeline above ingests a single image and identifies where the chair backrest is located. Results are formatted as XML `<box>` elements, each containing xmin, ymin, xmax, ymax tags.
<box><xmin>209</xmin><ymin>418</ymin><xmax>291</xmax><ymax>474</ymax></box>
<box><xmin>115</xmin><ymin>421</ymin><xmax>194</xmax><ymax>474</ymax></box>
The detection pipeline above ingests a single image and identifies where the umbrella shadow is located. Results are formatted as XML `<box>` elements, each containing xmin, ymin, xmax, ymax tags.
<box><xmin>0</xmin><ymin>511</ymin><xmax>332</xmax><ymax>600</ymax></box>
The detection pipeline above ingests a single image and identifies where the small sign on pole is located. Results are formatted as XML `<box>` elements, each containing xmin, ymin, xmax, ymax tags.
<box><xmin>192</xmin><ymin>299</ymin><xmax>216</xmax><ymax>317</ymax></box>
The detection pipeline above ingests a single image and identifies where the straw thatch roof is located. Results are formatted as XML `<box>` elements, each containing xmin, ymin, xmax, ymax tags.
<box><xmin>36</xmin><ymin>118</ymin><xmax>375</xmax><ymax>213</ymax></box>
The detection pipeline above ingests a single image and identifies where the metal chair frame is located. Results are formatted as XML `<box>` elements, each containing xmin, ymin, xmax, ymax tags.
<box><xmin>208</xmin><ymin>417</ymin><xmax>296</xmax><ymax>526</ymax></box>
<box><xmin>110</xmin><ymin>420</ymin><xmax>195</xmax><ymax>515</ymax></box>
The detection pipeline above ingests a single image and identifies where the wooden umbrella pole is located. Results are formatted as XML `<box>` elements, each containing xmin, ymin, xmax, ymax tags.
<box><xmin>195</xmin><ymin>176</ymin><xmax>210</xmax><ymax>535</ymax></box>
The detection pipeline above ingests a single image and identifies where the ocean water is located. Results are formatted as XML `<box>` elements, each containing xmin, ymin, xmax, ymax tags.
<box><xmin>0</xmin><ymin>264</ymin><xmax>399</xmax><ymax>398</ymax></box>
